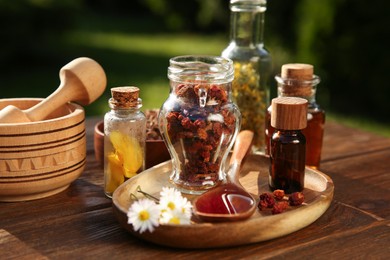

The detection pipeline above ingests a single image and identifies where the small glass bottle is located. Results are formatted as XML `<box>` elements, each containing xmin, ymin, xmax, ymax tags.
<box><xmin>265</xmin><ymin>64</ymin><xmax>325</xmax><ymax>169</ymax></box>
<box><xmin>104</xmin><ymin>86</ymin><xmax>146</xmax><ymax>198</ymax></box>
<box><xmin>269</xmin><ymin>97</ymin><xmax>308</xmax><ymax>193</ymax></box>
<box><xmin>221</xmin><ymin>0</ymin><xmax>272</xmax><ymax>153</ymax></box>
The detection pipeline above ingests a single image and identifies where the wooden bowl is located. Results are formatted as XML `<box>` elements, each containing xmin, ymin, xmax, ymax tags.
<box><xmin>0</xmin><ymin>98</ymin><xmax>86</xmax><ymax>202</ymax></box>
<box><xmin>94</xmin><ymin>121</ymin><xmax>170</xmax><ymax>169</ymax></box>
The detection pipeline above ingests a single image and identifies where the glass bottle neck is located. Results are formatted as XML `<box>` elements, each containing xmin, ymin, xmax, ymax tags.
<box><xmin>229</xmin><ymin>3</ymin><xmax>266</xmax><ymax>47</ymax></box>
<box><xmin>278</xmin><ymin>89</ymin><xmax>317</xmax><ymax>104</ymax></box>
<box><xmin>275</xmin><ymin>75</ymin><xmax>321</xmax><ymax>105</ymax></box>
<box><xmin>109</xmin><ymin>98</ymin><xmax>143</xmax><ymax>116</ymax></box>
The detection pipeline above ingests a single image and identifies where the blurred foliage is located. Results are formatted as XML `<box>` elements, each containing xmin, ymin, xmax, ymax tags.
<box><xmin>139</xmin><ymin>0</ymin><xmax>228</xmax><ymax>32</ymax></box>
<box><xmin>0</xmin><ymin>0</ymin><xmax>81</xmax><ymax>63</ymax></box>
<box><xmin>293</xmin><ymin>0</ymin><xmax>390</xmax><ymax>121</ymax></box>
<box><xmin>0</xmin><ymin>0</ymin><xmax>389</xmax><ymax>125</ymax></box>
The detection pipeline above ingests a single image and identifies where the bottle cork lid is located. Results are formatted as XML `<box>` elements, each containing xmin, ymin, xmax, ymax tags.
<box><xmin>271</xmin><ymin>97</ymin><xmax>308</xmax><ymax>130</ymax></box>
<box><xmin>281</xmin><ymin>63</ymin><xmax>313</xmax><ymax>80</ymax></box>
<box><xmin>280</xmin><ymin>63</ymin><xmax>314</xmax><ymax>97</ymax></box>
<box><xmin>110</xmin><ymin>86</ymin><xmax>140</xmax><ymax>108</ymax></box>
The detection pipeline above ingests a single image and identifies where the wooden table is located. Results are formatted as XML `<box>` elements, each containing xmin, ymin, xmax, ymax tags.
<box><xmin>1</xmin><ymin>117</ymin><xmax>389</xmax><ymax>259</ymax></box>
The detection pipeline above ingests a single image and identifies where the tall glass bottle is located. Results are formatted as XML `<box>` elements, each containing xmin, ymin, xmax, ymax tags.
<box><xmin>265</xmin><ymin>64</ymin><xmax>325</xmax><ymax>169</ymax></box>
<box><xmin>222</xmin><ymin>0</ymin><xmax>272</xmax><ymax>153</ymax></box>
<box><xmin>104</xmin><ymin>86</ymin><xmax>146</xmax><ymax>198</ymax></box>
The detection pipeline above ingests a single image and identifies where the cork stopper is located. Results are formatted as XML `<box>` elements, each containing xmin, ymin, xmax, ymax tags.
<box><xmin>279</xmin><ymin>63</ymin><xmax>314</xmax><ymax>97</ymax></box>
<box><xmin>271</xmin><ymin>97</ymin><xmax>308</xmax><ymax>130</ymax></box>
<box><xmin>281</xmin><ymin>63</ymin><xmax>313</xmax><ymax>80</ymax></box>
<box><xmin>110</xmin><ymin>86</ymin><xmax>140</xmax><ymax>108</ymax></box>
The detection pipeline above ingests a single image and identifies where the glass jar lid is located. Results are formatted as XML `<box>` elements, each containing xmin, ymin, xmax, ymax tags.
<box><xmin>230</xmin><ymin>0</ymin><xmax>267</xmax><ymax>12</ymax></box>
<box><xmin>168</xmin><ymin>55</ymin><xmax>234</xmax><ymax>84</ymax></box>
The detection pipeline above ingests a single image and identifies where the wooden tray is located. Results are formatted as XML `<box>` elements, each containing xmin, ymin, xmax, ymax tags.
<box><xmin>112</xmin><ymin>154</ymin><xmax>334</xmax><ymax>249</ymax></box>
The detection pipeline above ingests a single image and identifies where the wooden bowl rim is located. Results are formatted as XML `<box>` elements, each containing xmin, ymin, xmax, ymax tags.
<box><xmin>0</xmin><ymin>98</ymin><xmax>84</xmax><ymax>131</ymax></box>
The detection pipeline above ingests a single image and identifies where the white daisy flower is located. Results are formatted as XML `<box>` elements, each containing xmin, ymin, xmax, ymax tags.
<box><xmin>128</xmin><ymin>186</ymin><xmax>193</xmax><ymax>234</ymax></box>
<box><xmin>159</xmin><ymin>190</ymin><xmax>192</xmax><ymax>225</ymax></box>
<box><xmin>159</xmin><ymin>187</ymin><xmax>182</xmax><ymax>202</ymax></box>
<box><xmin>160</xmin><ymin>206</ymin><xmax>191</xmax><ymax>225</ymax></box>
<box><xmin>176</xmin><ymin>195</ymin><xmax>193</xmax><ymax>219</ymax></box>
<box><xmin>127</xmin><ymin>198</ymin><xmax>160</xmax><ymax>233</ymax></box>
<box><xmin>159</xmin><ymin>187</ymin><xmax>182</xmax><ymax>212</ymax></box>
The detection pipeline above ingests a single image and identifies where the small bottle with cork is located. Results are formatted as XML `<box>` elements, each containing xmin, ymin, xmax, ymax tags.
<box><xmin>104</xmin><ymin>86</ymin><xmax>146</xmax><ymax>198</ymax></box>
<box><xmin>269</xmin><ymin>97</ymin><xmax>308</xmax><ymax>193</ymax></box>
<box><xmin>265</xmin><ymin>63</ymin><xmax>325</xmax><ymax>169</ymax></box>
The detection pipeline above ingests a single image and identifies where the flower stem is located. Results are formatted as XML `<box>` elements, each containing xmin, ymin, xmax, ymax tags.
<box><xmin>136</xmin><ymin>185</ymin><xmax>159</xmax><ymax>202</ymax></box>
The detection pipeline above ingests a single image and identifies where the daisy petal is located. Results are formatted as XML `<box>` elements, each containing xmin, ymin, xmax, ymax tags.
<box><xmin>127</xmin><ymin>198</ymin><xmax>160</xmax><ymax>233</ymax></box>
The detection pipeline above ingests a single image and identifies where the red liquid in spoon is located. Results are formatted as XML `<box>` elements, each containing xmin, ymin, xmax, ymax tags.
<box><xmin>195</xmin><ymin>183</ymin><xmax>255</xmax><ymax>215</ymax></box>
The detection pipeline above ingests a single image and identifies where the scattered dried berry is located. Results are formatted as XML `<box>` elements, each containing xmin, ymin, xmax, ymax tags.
<box><xmin>273</xmin><ymin>189</ymin><xmax>285</xmax><ymax>200</ymax></box>
<box><xmin>272</xmin><ymin>201</ymin><xmax>289</xmax><ymax>215</ymax></box>
<box><xmin>289</xmin><ymin>192</ymin><xmax>305</xmax><ymax>206</ymax></box>
<box><xmin>257</xmin><ymin>189</ymin><xmax>305</xmax><ymax>215</ymax></box>
<box><xmin>258</xmin><ymin>192</ymin><xmax>275</xmax><ymax>210</ymax></box>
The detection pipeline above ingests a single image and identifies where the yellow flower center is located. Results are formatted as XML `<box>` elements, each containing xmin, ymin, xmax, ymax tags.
<box><xmin>167</xmin><ymin>201</ymin><xmax>175</xmax><ymax>211</ymax></box>
<box><xmin>169</xmin><ymin>217</ymin><xmax>180</xmax><ymax>225</ymax></box>
<box><xmin>139</xmin><ymin>210</ymin><xmax>150</xmax><ymax>221</ymax></box>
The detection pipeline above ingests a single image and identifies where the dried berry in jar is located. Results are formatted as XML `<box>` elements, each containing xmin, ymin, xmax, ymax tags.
<box><xmin>160</xmin><ymin>55</ymin><xmax>240</xmax><ymax>194</ymax></box>
<box><xmin>163</xmin><ymin>83</ymin><xmax>238</xmax><ymax>189</ymax></box>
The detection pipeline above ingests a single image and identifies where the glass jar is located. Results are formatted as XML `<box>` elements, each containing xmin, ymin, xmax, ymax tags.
<box><xmin>158</xmin><ymin>55</ymin><xmax>241</xmax><ymax>194</ymax></box>
<box><xmin>222</xmin><ymin>0</ymin><xmax>272</xmax><ymax>153</ymax></box>
<box><xmin>104</xmin><ymin>87</ymin><xmax>146</xmax><ymax>198</ymax></box>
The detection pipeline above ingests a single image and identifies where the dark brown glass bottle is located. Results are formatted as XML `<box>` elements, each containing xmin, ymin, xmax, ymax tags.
<box><xmin>269</xmin><ymin>97</ymin><xmax>308</xmax><ymax>193</ymax></box>
<box><xmin>265</xmin><ymin>64</ymin><xmax>324</xmax><ymax>169</ymax></box>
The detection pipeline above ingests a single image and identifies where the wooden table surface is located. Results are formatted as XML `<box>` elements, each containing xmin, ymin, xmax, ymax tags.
<box><xmin>1</xmin><ymin>117</ymin><xmax>389</xmax><ymax>259</ymax></box>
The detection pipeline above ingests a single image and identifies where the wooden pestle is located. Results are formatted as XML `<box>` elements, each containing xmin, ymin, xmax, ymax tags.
<box><xmin>0</xmin><ymin>57</ymin><xmax>107</xmax><ymax>123</ymax></box>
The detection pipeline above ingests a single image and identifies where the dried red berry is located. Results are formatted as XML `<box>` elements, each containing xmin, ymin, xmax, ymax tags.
<box><xmin>258</xmin><ymin>192</ymin><xmax>275</xmax><ymax>210</ymax></box>
<box><xmin>273</xmin><ymin>189</ymin><xmax>285</xmax><ymax>200</ymax></box>
<box><xmin>272</xmin><ymin>201</ymin><xmax>289</xmax><ymax>215</ymax></box>
<box><xmin>289</xmin><ymin>192</ymin><xmax>305</xmax><ymax>206</ymax></box>
<box><xmin>165</xmin><ymin>83</ymin><xmax>236</xmax><ymax>184</ymax></box>
<box><xmin>176</xmin><ymin>84</ymin><xmax>197</xmax><ymax>101</ymax></box>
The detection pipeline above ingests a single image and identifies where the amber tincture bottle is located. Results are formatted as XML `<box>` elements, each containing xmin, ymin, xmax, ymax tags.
<box><xmin>269</xmin><ymin>97</ymin><xmax>308</xmax><ymax>193</ymax></box>
<box><xmin>265</xmin><ymin>64</ymin><xmax>325</xmax><ymax>169</ymax></box>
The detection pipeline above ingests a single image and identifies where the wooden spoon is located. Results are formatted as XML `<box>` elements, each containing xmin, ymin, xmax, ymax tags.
<box><xmin>0</xmin><ymin>57</ymin><xmax>106</xmax><ymax>123</ymax></box>
<box><xmin>193</xmin><ymin>130</ymin><xmax>256</xmax><ymax>222</ymax></box>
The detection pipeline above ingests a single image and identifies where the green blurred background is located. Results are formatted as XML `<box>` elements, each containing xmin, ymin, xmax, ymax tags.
<box><xmin>1</xmin><ymin>0</ymin><xmax>389</xmax><ymax>135</ymax></box>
